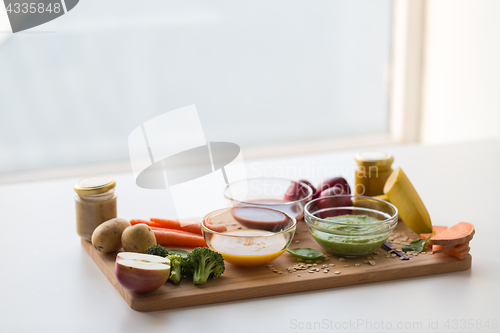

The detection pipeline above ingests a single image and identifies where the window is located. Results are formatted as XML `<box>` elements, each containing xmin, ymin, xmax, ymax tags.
<box><xmin>0</xmin><ymin>0</ymin><xmax>399</xmax><ymax>177</ymax></box>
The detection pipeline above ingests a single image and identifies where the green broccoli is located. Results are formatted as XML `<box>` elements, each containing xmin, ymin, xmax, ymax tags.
<box><xmin>184</xmin><ymin>247</ymin><xmax>225</xmax><ymax>285</ymax></box>
<box><xmin>145</xmin><ymin>245</ymin><xmax>168</xmax><ymax>257</ymax></box>
<box><xmin>166</xmin><ymin>254</ymin><xmax>184</xmax><ymax>284</ymax></box>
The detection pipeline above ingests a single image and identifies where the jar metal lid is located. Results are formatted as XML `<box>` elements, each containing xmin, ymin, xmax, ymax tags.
<box><xmin>74</xmin><ymin>175</ymin><xmax>116</xmax><ymax>195</ymax></box>
<box><xmin>355</xmin><ymin>151</ymin><xmax>394</xmax><ymax>168</ymax></box>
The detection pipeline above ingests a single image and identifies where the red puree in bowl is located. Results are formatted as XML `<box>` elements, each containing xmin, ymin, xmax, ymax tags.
<box><xmin>230</xmin><ymin>206</ymin><xmax>289</xmax><ymax>231</ymax></box>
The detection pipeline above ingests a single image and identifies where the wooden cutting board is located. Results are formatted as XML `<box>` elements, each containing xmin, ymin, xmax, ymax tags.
<box><xmin>82</xmin><ymin>221</ymin><xmax>472</xmax><ymax>312</ymax></box>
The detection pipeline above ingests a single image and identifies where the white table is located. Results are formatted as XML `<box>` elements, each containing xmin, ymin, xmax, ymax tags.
<box><xmin>1</xmin><ymin>139</ymin><xmax>498</xmax><ymax>333</ymax></box>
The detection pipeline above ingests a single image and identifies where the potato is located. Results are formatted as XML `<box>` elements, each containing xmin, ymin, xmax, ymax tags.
<box><xmin>91</xmin><ymin>218</ymin><xmax>130</xmax><ymax>253</ymax></box>
<box><xmin>121</xmin><ymin>224</ymin><xmax>157</xmax><ymax>253</ymax></box>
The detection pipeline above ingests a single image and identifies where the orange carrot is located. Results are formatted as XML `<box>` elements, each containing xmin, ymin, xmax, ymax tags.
<box><xmin>205</xmin><ymin>223</ymin><xmax>227</xmax><ymax>233</ymax></box>
<box><xmin>151</xmin><ymin>218</ymin><xmax>202</xmax><ymax>234</ymax></box>
<box><xmin>130</xmin><ymin>219</ymin><xmax>165</xmax><ymax>229</ymax></box>
<box><xmin>150</xmin><ymin>218</ymin><xmax>227</xmax><ymax>234</ymax></box>
<box><xmin>148</xmin><ymin>226</ymin><xmax>201</xmax><ymax>236</ymax></box>
<box><xmin>153</xmin><ymin>229</ymin><xmax>207</xmax><ymax>248</ymax></box>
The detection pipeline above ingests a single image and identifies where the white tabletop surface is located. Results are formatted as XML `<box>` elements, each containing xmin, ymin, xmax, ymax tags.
<box><xmin>1</xmin><ymin>139</ymin><xmax>499</xmax><ymax>333</ymax></box>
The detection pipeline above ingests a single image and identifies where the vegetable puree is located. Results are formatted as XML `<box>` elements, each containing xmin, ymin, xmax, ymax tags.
<box><xmin>210</xmin><ymin>229</ymin><xmax>287</xmax><ymax>266</ymax></box>
<box><xmin>74</xmin><ymin>176</ymin><xmax>117</xmax><ymax>241</ymax></box>
<box><xmin>310</xmin><ymin>214</ymin><xmax>388</xmax><ymax>257</ymax></box>
<box><xmin>231</xmin><ymin>206</ymin><xmax>289</xmax><ymax>231</ymax></box>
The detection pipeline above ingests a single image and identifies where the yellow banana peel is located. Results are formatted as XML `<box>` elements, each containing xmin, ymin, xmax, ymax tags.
<box><xmin>383</xmin><ymin>167</ymin><xmax>432</xmax><ymax>234</ymax></box>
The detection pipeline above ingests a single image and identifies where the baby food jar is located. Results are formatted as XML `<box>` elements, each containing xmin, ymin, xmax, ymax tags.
<box><xmin>74</xmin><ymin>175</ymin><xmax>117</xmax><ymax>241</ymax></box>
<box><xmin>354</xmin><ymin>151</ymin><xmax>394</xmax><ymax>196</ymax></box>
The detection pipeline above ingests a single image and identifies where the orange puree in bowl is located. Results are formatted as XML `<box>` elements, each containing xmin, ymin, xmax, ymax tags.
<box><xmin>210</xmin><ymin>229</ymin><xmax>287</xmax><ymax>266</ymax></box>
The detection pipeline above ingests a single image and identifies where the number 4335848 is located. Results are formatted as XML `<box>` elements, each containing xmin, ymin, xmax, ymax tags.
<box><xmin>6</xmin><ymin>2</ymin><xmax>62</xmax><ymax>14</ymax></box>
<box><xmin>444</xmin><ymin>319</ymin><xmax>498</xmax><ymax>330</ymax></box>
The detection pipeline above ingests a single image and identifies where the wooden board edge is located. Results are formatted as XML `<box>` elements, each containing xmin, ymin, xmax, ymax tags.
<box><xmin>81</xmin><ymin>239</ymin><xmax>473</xmax><ymax>312</ymax></box>
<box><xmin>128</xmin><ymin>255</ymin><xmax>473</xmax><ymax>312</ymax></box>
<box><xmin>81</xmin><ymin>239</ymin><xmax>135</xmax><ymax>309</ymax></box>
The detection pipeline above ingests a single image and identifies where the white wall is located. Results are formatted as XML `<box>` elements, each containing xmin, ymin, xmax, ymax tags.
<box><xmin>421</xmin><ymin>0</ymin><xmax>500</xmax><ymax>144</ymax></box>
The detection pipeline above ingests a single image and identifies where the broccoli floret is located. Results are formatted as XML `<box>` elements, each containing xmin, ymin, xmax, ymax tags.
<box><xmin>145</xmin><ymin>245</ymin><xmax>168</xmax><ymax>257</ymax></box>
<box><xmin>184</xmin><ymin>247</ymin><xmax>225</xmax><ymax>285</ymax></box>
<box><xmin>166</xmin><ymin>254</ymin><xmax>184</xmax><ymax>284</ymax></box>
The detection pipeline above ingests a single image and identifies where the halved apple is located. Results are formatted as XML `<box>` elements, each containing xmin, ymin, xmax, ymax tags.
<box><xmin>115</xmin><ymin>252</ymin><xmax>170</xmax><ymax>294</ymax></box>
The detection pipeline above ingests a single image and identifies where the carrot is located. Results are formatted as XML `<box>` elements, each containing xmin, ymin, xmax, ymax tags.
<box><xmin>151</xmin><ymin>218</ymin><xmax>202</xmax><ymax>234</ymax></box>
<box><xmin>153</xmin><ymin>229</ymin><xmax>207</xmax><ymax>248</ymax></box>
<box><xmin>130</xmin><ymin>219</ymin><xmax>165</xmax><ymax>229</ymax></box>
<box><xmin>205</xmin><ymin>223</ymin><xmax>227</xmax><ymax>233</ymax></box>
<box><xmin>420</xmin><ymin>222</ymin><xmax>475</xmax><ymax>247</ymax></box>
<box><xmin>150</xmin><ymin>218</ymin><xmax>227</xmax><ymax>234</ymax></box>
<box><xmin>148</xmin><ymin>226</ymin><xmax>201</xmax><ymax>236</ymax></box>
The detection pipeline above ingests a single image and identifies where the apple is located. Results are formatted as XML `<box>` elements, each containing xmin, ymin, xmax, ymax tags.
<box><xmin>115</xmin><ymin>252</ymin><xmax>170</xmax><ymax>294</ymax></box>
<box><xmin>284</xmin><ymin>180</ymin><xmax>315</xmax><ymax>201</ymax></box>
<box><xmin>319</xmin><ymin>185</ymin><xmax>345</xmax><ymax>198</ymax></box>
<box><xmin>298</xmin><ymin>180</ymin><xmax>318</xmax><ymax>199</ymax></box>
<box><xmin>317</xmin><ymin>186</ymin><xmax>353</xmax><ymax>218</ymax></box>
<box><xmin>317</xmin><ymin>177</ymin><xmax>351</xmax><ymax>196</ymax></box>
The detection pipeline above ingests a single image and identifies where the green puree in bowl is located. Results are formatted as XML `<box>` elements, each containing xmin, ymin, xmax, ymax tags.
<box><xmin>311</xmin><ymin>214</ymin><xmax>388</xmax><ymax>257</ymax></box>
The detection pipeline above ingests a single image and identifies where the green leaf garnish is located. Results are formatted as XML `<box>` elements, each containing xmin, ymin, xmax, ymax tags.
<box><xmin>166</xmin><ymin>249</ymin><xmax>190</xmax><ymax>258</ymax></box>
<box><xmin>402</xmin><ymin>232</ymin><xmax>435</xmax><ymax>253</ymax></box>
<box><xmin>287</xmin><ymin>248</ymin><xmax>324</xmax><ymax>259</ymax></box>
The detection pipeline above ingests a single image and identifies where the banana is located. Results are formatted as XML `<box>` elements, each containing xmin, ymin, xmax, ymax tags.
<box><xmin>383</xmin><ymin>167</ymin><xmax>432</xmax><ymax>234</ymax></box>
<box><xmin>372</xmin><ymin>194</ymin><xmax>390</xmax><ymax>202</ymax></box>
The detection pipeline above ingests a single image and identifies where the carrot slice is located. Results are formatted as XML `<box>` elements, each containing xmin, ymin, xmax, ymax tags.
<box><xmin>150</xmin><ymin>218</ymin><xmax>227</xmax><ymax>234</ymax></box>
<box><xmin>420</xmin><ymin>223</ymin><xmax>475</xmax><ymax>247</ymax></box>
<box><xmin>428</xmin><ymin>222</ymin><xmax>475</xmax><ymax>246</ymax></box>
<box><xmin>446</xmin><ymin>246</ymin><xmax>470</xmax><ymax>260</ymax></box>
<box><xmin>422</xmin><ymin>226</ymin><xmax>449</xmax><ymax>249</ymax></box>
<box><xmin>420</xmin><ymin>226</ymin><xmax>449</xmax><ymax>239</ymax></box>
<box><xmin>432</xmin><ymin>241</ymin><xmax>470</xmax><ymax>255</ymax></box>
<box><xmin>453</xmin><ymin>242</ymin><xmax>469</xmax><ymax>253</ymax></box>
<box><xmin>152</xmin><ymin>229</ymin><xmax>207</xmax><ymax>248</ymax></box>
<box><xmin>432</xmin><ymin>244</ymin><xmax>456</xmax><ymax>253</ymax></box>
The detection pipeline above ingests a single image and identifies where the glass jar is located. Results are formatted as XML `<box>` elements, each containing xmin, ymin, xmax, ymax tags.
<box><xmin>354</xmin><ymin>151</ymin><xmax>394</xmax><ymax>196</ymax></box>
<box><xmin>74</xmin><ymin>176</ymin><xmax>117</xmax><ymax>241</ymax></box>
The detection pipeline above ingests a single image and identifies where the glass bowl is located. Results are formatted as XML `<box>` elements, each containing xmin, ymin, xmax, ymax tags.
<box><xmin>223</xmin><ymin>177</ymin><xmax>313</xmax><ymax>220</ymax></box>
<box><xmin>304</xmin><ymin>195</ymin><xmax>398</xmax><ymax>257</ymax></box>
<box><xmin>201</xmin><ymin>206</ymin><xmax>296</xmax><ymax>266</ymax></box>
